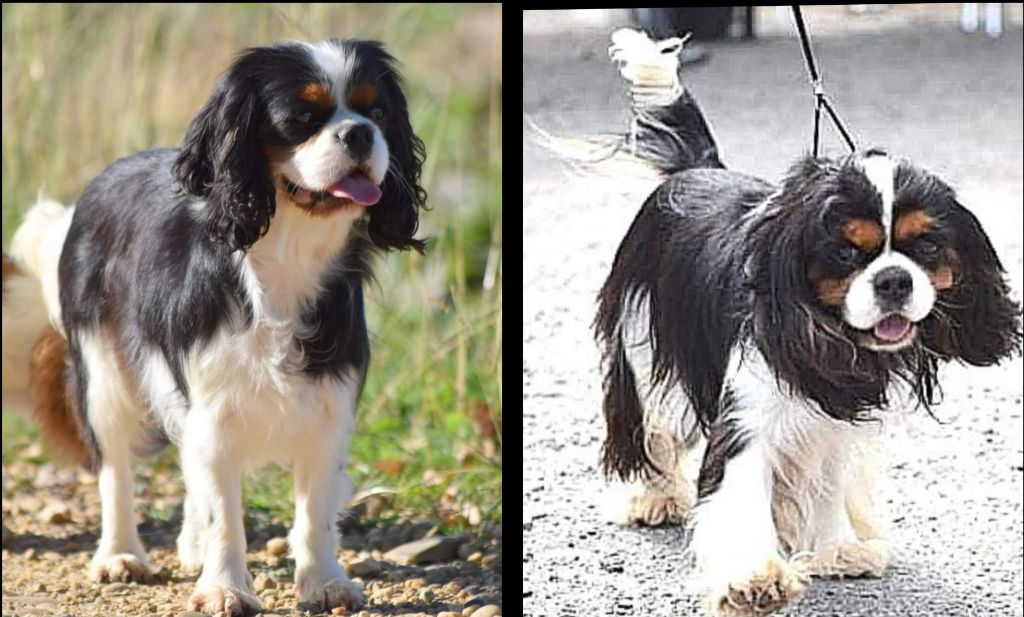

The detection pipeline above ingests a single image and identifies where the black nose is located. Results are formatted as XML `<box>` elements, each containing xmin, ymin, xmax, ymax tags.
<box><xmin>339</xmin><ymin>123</ymin><xmax>374</xmax><ymax>162</ymax></box>
<box><xmin>873</xmin><ymin>266</ymin><xmax>913</xmax><ymax>307</ymax></box>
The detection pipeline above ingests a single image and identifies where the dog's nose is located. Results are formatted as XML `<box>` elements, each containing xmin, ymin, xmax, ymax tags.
<box><xmin>339</xmin><ymin>123</ymin><xmax>374</xmax><ymax>162</ymax></box>
<box><xmin>873</xmin><ymin>266</ymin><xmax>913</xmax><ymax>307</ymax></box>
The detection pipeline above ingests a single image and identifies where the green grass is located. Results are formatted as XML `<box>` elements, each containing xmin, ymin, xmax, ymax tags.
<box><xmin>1</xmin><ymin>4</ymin><xmax>502</xmax><ymax>530</ymax></box>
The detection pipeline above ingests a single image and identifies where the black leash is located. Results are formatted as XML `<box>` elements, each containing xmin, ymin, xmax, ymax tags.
<box><xmin>791</xmin><ymin>6</ymin><xmax>857</xmax><ymax>157</ymax></box>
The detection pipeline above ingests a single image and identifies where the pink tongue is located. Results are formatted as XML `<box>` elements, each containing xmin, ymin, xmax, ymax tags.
<box><xmin>328</xmin><ymin>173</ymin><xmax>382</xmax><ymax>206</ymax></box>
<box><xmin>873</xmin><ymin>315</ymin><xmax>912</xmax><ymax>342</ymax></box>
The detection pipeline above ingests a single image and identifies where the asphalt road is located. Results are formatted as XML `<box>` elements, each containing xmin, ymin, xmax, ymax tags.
<box><xmin>523</xmin><ymin>14</ymin><xmax>1024</xmax><ymax>617</ymax></box>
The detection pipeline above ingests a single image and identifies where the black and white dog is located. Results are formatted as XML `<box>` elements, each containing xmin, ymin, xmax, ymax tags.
<box><xmin>4</xmin><ymin>39</ymin><xmax>424</xmax><ymax>616</ymax></box>
<box><xmin>594</xmin><ymin>29</ymin><xmax>1021</xmax><ymax>615</ymax></box>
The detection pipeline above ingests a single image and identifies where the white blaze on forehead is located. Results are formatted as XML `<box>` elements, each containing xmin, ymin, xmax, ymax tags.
<box><xmin>860</xmin><ymin>154</ymin><xmax>895</xmax><ymax>251</ymax></box>
<box><xmin>300</xmin><ymin>40</ymin><xmax>356</xmax><ymax>107</ymax></box>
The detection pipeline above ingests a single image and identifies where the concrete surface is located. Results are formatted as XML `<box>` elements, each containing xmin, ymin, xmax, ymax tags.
<box><xmin>523</xmin><ymin>10</ymin><xmax>1024</xmax><ymax>617</ymax></box>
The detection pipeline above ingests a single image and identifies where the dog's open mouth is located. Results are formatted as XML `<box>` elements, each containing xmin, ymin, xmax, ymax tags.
<box><xmin>862</xmin><ymin>314</ymin><xmax>917</xmax><ymax>350</ymax></box>
<box><xmin>285</xmin><ymin>171</ymin><xmax>382</xmax><ymax>207</ymax></box>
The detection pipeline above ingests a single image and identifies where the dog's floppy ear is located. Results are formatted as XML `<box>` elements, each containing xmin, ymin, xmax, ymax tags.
<box><xmin>922</xmin><ymin>199</ymin><xmax>1022</xmax><ymax>364</ymax></box>
<box><xmin>173</xmin><ymin>54</ymin><xmax>275</xmax><ymax>253</ymax></box>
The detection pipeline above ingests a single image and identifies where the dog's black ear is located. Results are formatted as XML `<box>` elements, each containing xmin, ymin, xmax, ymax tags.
<box><xmin>173</xmin><ymin>61</ymin><xmax>275</xmax><ymax>253</ymax></box>
<box><xmin>922</xmin><ymin>200</ymin><xmax>1022</xmax><ymax>364</ymax></box>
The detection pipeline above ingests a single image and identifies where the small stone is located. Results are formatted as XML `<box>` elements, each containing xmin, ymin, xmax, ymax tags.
<box><xmin>438</xmin><ymin>612</ymin><xmax>462</xmax><ymax>617</ymax></box>
<box><xmin>457</xmin><ymin>543</ymin><xmax>481</xmax><ymax>560</ymax></box>
<box><xmin>405</xmin><ymin>577</ymin><xmax>425</xmax><ymax>590</ymax></box>
<box><xmin>266</xmin><ymin>537</ymin><xmax>289</xmax><ymax>557</ymax></box>
<box><xmin>469</xmin><ymin>605</ymin><xmax>501</xmax><ymax>617</ymax></box>
<box><xmin>264</xmin><ymin>597</ymin><xmax>277</xmax><ymax>609</ymax></box>
<box><xmin>331</xmin><ymin>607</ymin><xmax>348</xmax><ymax>615</ymax></box>
<box><xmin>39</xmin><ymin>501</ymin><xmax>72</xmax><ymax>524</ymax></box>
<box><xmin>253</xmin><ymin>573</ymin><xmax>277</xmax><ymax>592</ymax></box>
<box><xmin>384</xmin><ymin>535</ymin><xmax>468</xmax><ymax>565</ymax></box>
<box><xmin>467</xmin><ymin>552</ymin><xmax>483</xmax><ymax>563</ymax></box>
<box><xmin>441</xmin><ymin>581</ymin><xmax>460</xmax><ymax>595</ymax></box>
<box><xmin>418</xmin><ymin>588</ymin><xmax>435</xmax><ymax>603</ymax></box>
<box><xmin>100</xmin><ymin>582</ymin><xmax>131</xmax><ymax>596</ymax></box>
<box><xmin>461</xmin><ymin>607</ymin><xmax>478</xmax><ymax>617</ymax></box>
<box><xmin>346</xmin><ymin>557</ymin><xmax>384</xmax><ymax>578</ymax></box>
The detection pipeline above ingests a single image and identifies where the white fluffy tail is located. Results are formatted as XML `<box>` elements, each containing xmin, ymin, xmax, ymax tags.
<box><xmin>9</xmin><ymin>199</ymin><xmax>74</xmax><ymax>331</ymax></box>
<box><xmin>609</xmin><ymin>28</ymin><xmax>686</xmax><ymax>107</ymax></box>
<box><xmin>3</xmin><ymin>199</ymin><xmax>74</xmax><ymax>413</ymax></box>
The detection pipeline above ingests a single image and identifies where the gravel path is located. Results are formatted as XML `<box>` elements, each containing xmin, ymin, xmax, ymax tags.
<box><xmin>524</xmin><ymin>12</ymin><xmax>1024</xmax><ymax>617</ymax></box>
<box><xmin>2</xmin><ymin>460</ymin><xmax>502</xmax><ymax>617</ymax></box>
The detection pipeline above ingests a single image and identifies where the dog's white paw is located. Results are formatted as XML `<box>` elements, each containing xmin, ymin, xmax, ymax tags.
<box><xmin>89</xmin><ymin>552</ymin><xmax>154</xmax><ymax>583</ymax></box>
<box><xmin>809</xmin><ymin>538</ymin><xmax>892</xmax><ymax>578</ymax></box>
<box><xmin>297</xmin><ymin>571</ymin><xmax>365</xmax><ymax>611</ymax></box>
<box><xmin>188</xmin><ymin>582</ymin><xmax>261</xmax><ymax>617</ymax></box>
<box><xmin>706</xmin><ymin>555</ymin><xmax>807</xmax><ymax>616</ymax></box>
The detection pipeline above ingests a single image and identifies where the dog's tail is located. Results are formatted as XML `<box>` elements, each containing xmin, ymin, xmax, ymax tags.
<box><xmin>3</xmin><ymin>199</ymin><xmax>88</xmax><ymax>464</ymax></box>
<box><xmin>530</xmin><ymin>28</ymin><xmax>723</xmax><ymax>183</ymax></box>
<box><xmin>609</xmin><ymin>28</ymin><xmax>724</xmax><ymax>175</ymax></box>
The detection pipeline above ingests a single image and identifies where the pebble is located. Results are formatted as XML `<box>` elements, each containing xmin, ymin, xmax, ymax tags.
<box><xmin>346</xmin><ymin>557</ymin><xmax>384</xmax><ymax>578</ymax></box>
<box><xmin>331</xmin><ymin>607</ymin><xmax>348</xmax><ymax>615</ymax></box>
<box><xmin>265</xmin><ymin>537</ymin><xmax>289</xmax><ymax>557</ymax></box>
<box><xmin>458</xmin><ymin>542</ymin><xmax>481</xmax><ymax>560</ymax></box>
<box><xmin>405</xmin><ymin>577</ymin><xmax>425</xmax><ymax>590</ymax></box>
<box><xmin>38</xmin><ymin>501</ymin><xmax>72</xmax><ymax>524</ymax></box>
<box><xmin>100</xmin><ymin>582</ymin><xmax>132</xmax><ymax>596</ymax></box>
<box><xmin>253</xmin><ymin>573</ymin><xmax>276</xmax><ymax>592</ymax></box>
<box><xmin>470</xmin><ymin>606</ymin><xmax>502</xmax><ymax>617</ymax></box>
<box><xmin>384</xmin><ymin>535</ymin><xmax>467</xmax><ymax>565</ymax></box>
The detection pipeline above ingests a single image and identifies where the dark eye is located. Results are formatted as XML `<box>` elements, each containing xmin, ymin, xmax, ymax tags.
<box><xmin>916</xmin><ymin>238</ymin><xmax>940</xmax><ymax>259</ymax></box>
<box><xmin>837</xmin><ymin>244</ymin><xmax>861</xmax><ymax>265</ymax></box>
<box><xmin>369</xmin><ymin>107</ymin><xmax>385</xmax><ymax>123</ymax></box>
<box><xmin>295</xmin><ymin>112</ymin><xmax>313</xmax><ymax>124</ymax></box>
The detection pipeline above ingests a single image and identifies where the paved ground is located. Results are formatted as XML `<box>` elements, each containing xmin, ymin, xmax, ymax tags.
<box><xmin>523</xmin><ymin>10</ymin><xmax>1023</xmax><ymax>617</ymax></box>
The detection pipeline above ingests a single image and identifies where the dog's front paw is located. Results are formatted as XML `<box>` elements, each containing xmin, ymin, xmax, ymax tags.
<box><xmin>706</xmin><ymin>556</ymin><xmax>807</xmax><ymax>616</ymax></box>
<box><xmin>809</xmin><ymin>538</ymin><xmax>891</xmax><ymax>579</ymax></box>
<box><xmin>297</xmin><ymin>567</ymin><xmax>365</xmax><ymax>612</ymax></box>
<box><xmin>624</xmin><ymin>492</ymin><xmax>689</xmax><ymax>526</ymax></box>
<box><xmin>188</xmin><ymin>583</ymin><xmax>261</xmax><ymax>617</ymax></box>
<box><xmin>89</xmin><ymin>552</ymin><xmax>154</xmax><ymax>583</ymax></box>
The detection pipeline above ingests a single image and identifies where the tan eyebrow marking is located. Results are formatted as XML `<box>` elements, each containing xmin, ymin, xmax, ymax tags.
<box><xmin>350</xmin><ymin>82</ymin><xmax>378</xmax><ymax>108</ymax></box>
<box><xmin>894</xmin><ymin>210</ymin><xmax>933</xmax><ymax>242</ymax></box>
<box><xmin>843</xmin><ymin>218</ymin><xmax>884</xmax><ymax>252</ymax></box>
<box><xmin>299</xmin><ymin>83</ymin><xmax>333</xmax><ymax>108</ymax></box>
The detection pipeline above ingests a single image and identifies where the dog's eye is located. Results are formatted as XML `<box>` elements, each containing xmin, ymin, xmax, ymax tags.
<box><xmin>837</xmin><ymin>244</ymin><xmax>861</xmax><ymax>265</ymax></box>
<box><xmin>916</xmin><ymin>238</ymin><xmax>940</xmax><ymax>259</ymax></box>
<box><xmin>295</xmin><ymin>112</ymin><xmax>313</xmax><ymax>124</ymax></box>
<box><xmin>369</xmin><ymin>107</ymin><xmax>385</xmax><ymax>123</ymax></box>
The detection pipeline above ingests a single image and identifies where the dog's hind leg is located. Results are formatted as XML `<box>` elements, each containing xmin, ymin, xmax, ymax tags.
<box><xmin>73</xmin><ymin>332</ymin><xmax>154</xmax><ymax>583</ymax></box>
